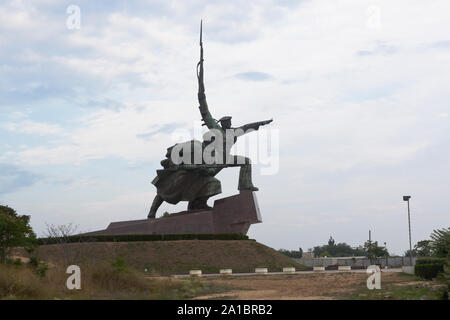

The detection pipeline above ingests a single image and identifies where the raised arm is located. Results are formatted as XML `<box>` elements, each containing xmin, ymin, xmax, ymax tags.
<box><xmin>236</xmin><ymin>119</ymin><xmax>273</xmax><ymax>136</ymax></box>
<box><xmin>197</xmin><ymin>20</ymin><xmax>221</xmax><ymax>130</ymax></box>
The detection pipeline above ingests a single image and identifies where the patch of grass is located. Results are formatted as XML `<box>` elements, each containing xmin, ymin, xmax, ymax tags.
<box><xmin>17</xmin><ymin>240</ymin><xmax>308</xmax><ymax>276</ymax></box>
<box><xmin>352</xmin><ymin>285</ymin><xmax>444</xmax><ymax>300</ymax></box>
<box><xmin>0</xmin><ymin>258</ymin><xmax>230</xmax><ymax>300</ymax></box>
<box><xmin>0</xmin><ymin>264</ymin><xmax>47</xmax><ymax>299</ymax></box>
<box><xmin>348</xmin><ymin>273</ymin><xmax>446</xmax><ymax>300</ymax></box>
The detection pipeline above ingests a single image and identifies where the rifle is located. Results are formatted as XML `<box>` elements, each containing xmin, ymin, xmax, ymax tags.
<box><xmin>197</xmin><ymin>20</ymin><xmax>205</xmax><ymax>99</ymax></box>
<box><xmin>158</xmin><ymin>163</ymin><xmax>243</xmax><ymax>173</ymax></box>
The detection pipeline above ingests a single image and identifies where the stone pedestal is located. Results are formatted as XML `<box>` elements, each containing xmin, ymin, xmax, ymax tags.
<box><xmin>401</xmin><ymin>266</ymin><xmax>415</xmax><ymax>275</ymax></box>
<box><xmin>82</xmin><ymin>191</ymin><xmax>262</xmax><ymax>236</ymax></box>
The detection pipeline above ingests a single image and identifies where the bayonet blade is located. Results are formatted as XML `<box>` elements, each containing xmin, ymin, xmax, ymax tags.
<box><xmin>200</xmin><ymin>20</ymin><xmax>203</xmax><ymax>46</ymax></box>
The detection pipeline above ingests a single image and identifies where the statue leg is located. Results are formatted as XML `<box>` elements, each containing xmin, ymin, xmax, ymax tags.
<box><xmin>188</xmin><ymin>197</ymin><xmax>212</xmax><ymax>210</ymax></box>
<box><xmin>234</xmin><ymin>156</ymin><xmax>258</xmax><ymax>191</ymax></box>
<box><xmin>148</xmin><ymin>195</ymin><xmax>163</xmax><ymax>219</ymax></box>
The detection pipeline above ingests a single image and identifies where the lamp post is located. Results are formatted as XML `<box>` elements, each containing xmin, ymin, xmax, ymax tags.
<box><xmin>384</xmin><ymin>241</ymin><xmax>388</xmax><ymax>268</ymax></box>
<box><xmin>403</xmin><ymin>195</ymin><xmax>413</xmax><ymax>266</ymax></box>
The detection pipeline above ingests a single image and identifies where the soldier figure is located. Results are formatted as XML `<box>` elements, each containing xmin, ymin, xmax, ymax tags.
<box><xmin>148</xmin><ymin>21</ymin><xmax>272</xmax><ymax>218</ymax></box>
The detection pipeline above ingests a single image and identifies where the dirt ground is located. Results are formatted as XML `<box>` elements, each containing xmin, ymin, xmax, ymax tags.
<box><xmin>189</xmin><ymin>272</ymin><xmax>434</xmax><ymax>300</ymax></box>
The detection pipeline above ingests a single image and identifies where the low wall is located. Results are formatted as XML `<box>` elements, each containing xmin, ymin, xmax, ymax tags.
<box><xmin>294</xmin><ymin>256</ymin><xmax>417</xmax><ymax>268</ymax></box>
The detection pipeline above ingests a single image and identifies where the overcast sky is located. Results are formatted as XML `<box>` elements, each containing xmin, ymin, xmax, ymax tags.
<box><xmin>1</xmin><ymin>0</ymin><xmax>449</xmax><ymax>255</ymax></box>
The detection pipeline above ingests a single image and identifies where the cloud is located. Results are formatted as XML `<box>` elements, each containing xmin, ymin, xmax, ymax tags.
<box><xmin>1</xmin><ymin>0</ymin><xmax>450</xmax><ymax>254</ymax></box>
<box><xmin>3</xmin><ymin>103</ymin><xmax>193</xmax><ymax>166</ymax></box>
<box><xmin>0</xmin><ymin>164</ymin><xmax>40</xmax><ymax>195</ymax></box>
<box><xmin>432</xmin><ymin>40</ymin><xmax>450</xmax><ymax>49</ymax></box>
<box><xmin>234</xmin><ymin>71</ymin><xmax>273</xmax><ymax>81</ymax></box>
<box><xmin>136</xmin><ymin>123</ymin><xmax>182</xmax><ymax>140</ymax></box>
<box><xmin>356</xmin><ymin>41</ymin><xmax>396</xmax><ymax>57</ymax></box>
<box><xmin>2</xmin><ymin>120</ymin><xmax>63</xmax><ymax>136</ymax></box>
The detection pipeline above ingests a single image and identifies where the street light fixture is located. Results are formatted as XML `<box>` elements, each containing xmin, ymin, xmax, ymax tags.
<box><xmin>403</xmin><ymin>195</ymin><xmax>413</xmax><ymax>266</ymax></box>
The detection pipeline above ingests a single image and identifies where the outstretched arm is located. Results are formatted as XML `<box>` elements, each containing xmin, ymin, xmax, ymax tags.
<box><xmin>197</xmin><ymin>21</ymin><xmax>221</xmax><ymax>130</ymax></box>
<box><xmin>236</xmin><ymin>119</ymin><xmax>273</xmax><ymax>136</ymax></box>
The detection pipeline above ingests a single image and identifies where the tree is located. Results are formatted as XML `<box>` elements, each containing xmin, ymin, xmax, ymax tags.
<box><xmin>43</xmin><ymin>222</ymin><xmax>79</xmax><ymax>241</ymax></box>
<box><xmin>320</xmin><ymin>250</ymin><xmax>331</xmax><ymax>257</ymax></box>
<box><xmin>430</xmin><ymin>227</ymin><xmax>450</xmax><ymax>258</ymax></box>
<box><xmin>363</xmin><ymin>240</ymin><xmax>388</xmax><ymax>263</ymax></box>
<box><xmin>328</xmin><ymin>236</ymin><xmax>335</xmax><ymax>246</ymax></box>
<box><xmin>278</xmin><ymin>248</ymin><xmax>303</xmax><ymax>259</ymax></box>
<box><xmin>312</xmin><ymin>237</ymin><xmax>364</xmax><ymax>257</ymax></box>
<box><xmin>404</xmin><ymin>249</ymin><xmax>416</xmax><ymax>257</ymax></box>
<box><xmin>43</xmin><ymin>222</ymin><xmax>80</xmax><ymax>264</ymax></box>
<box><xmin>0</xmin><ymin>205</ymin><xmax>36</xmax><ymax>263</ymax></box>
<box><xmin>414</xmin><ymin>240</ymin><xmax>432</xmax><ymax>257</ymax></box>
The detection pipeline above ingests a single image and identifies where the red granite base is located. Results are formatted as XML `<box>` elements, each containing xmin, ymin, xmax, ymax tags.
<box><xmin>82</xmin><ymin>191</ymin><xmax>262</xmax><ymax>236</ymax></box>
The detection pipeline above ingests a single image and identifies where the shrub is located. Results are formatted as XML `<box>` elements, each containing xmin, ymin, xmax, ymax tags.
<box><xmin>430</xmin><ymin>227</ymin><xmax>449</xmax><ymax>258</ymax></box>
<box><xmin>89</xmin><ymin>261</ymin><xmax>150</xmax><ymax>293</ymax></box>
<box><xmin>35</xmin><ymin>262</ymin><xmax>49</xmax><ymax>278</ymax></box>
<box><xmin>112</xmin><ymin>256</ymin><xmax>127</xmax><ymax>273</ymax></box>
<box><xmin>0</xmin><ymin>264</ymin><xmax>45</xmax><ymax>299</ymax></box>
<box><xmin>28</xmin><ymin>256</ymin><xmax>48</xmax><ymax>278</ymax></box>
<box><xmin>416</xmin><ymin>257</ymin><xmax>447</xmax><ymax>265</ymax></box>
<box><xmin>435</xmin><ymin>263</ymin><xmax>449</xmax><ymax>300</ymax></box>
<box><xmin>0</xmin><ymin>205</ymin><xmax>37</xmax><ymax>263</ymax></box>
<box><xmin>13</xmin><ymin>258</ymin><xmax>23</xmax><ymax>267</ymax></box>
<box><xmin>278</xmin><ymin>248</ymin><xmax>303</xmax><ymax>258</ymax></box>
<box><xmin>28</xmin><ymin>256</ymin><xmax>39</xmax><ymax>268</ymax></box>
<box><xmin>38</xmin><ymin>233</ymin><xmax>249</xmax><ymax>244</ymax></box>
<box><xmin>415</xmin><ymin>263</ymin><xmax>445</xmax><ymax>280</ymax></box>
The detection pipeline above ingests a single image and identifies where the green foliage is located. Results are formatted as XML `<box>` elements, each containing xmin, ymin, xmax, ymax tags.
<box><xmin>278</xmin><ymin>248</ymin><xmax>303</xmax><ymax>258</ymax></box>
<box><xmin>416</xmin><ymin>257</ymin><xmax>447</xmax><ymax>265</ymax></box>
<box><xmin>313</xmin><ymin>237</ymin><xmax>365</xmax><ymax>257</ymax></box>
<box><xmin>38</xmin><ymin>233</ymin><xmax>249</xmax><ymax>244</ymax></box>
<box><xmin>414</xmin><ymin>240</ymin><xmax>433</xmax><ymax>257</ymax></box>
<box><xmin>436</xmin><ymin>263</ymin><xmax>449</xmax><ymax>300</ymax></box>
<box><xmin>28</xmin><ymin>256</ymin><xmax>39</xmax><ymax>268</ymax></box>
<box><xmin>430</xmin><ymin>227</ymin><xmax>449</xmax><ymax>258</ymax></box>
<box><xmin>35</xmin><ymin>262</ymin><xmax>48</xmax><ymax>278</ymax></box>
<box><xmin>162</xmin><ymin>212</ymin><xmax>170</xmax><ymax>217</ymax></box>
<box><xmin>0</xmin><ymin>205</ymin><xmax>37</xmax><ymax>263</ymax></box>
<box><xmin>28</xmin><ymin>256</ymin><xmax>48</xmax><ymax>278</ymax></box>
<box><xmin>0</xmin><ymin>264</ymin><xmax>44</xmax><ymax>299</ymax></box>
<box><xmin>363</xmin><ymin>240</ymin><xmax>388</xmax><ymax>261</ymax></box>
<box><xmin>320</xmin><ymin>250</ymin><xmax>331</xmax><ymax>257</ymax></box>
<box><xmin>328</xmin><ymin>236</ymin><xmax>335</xmax><ymax>246</ymax></box>
<box><xmin>13</xmin><ymin>258</ymin><xmax>23</xmax><ymax>267</ymax></box>
<box><xmin>415</xmin><ymin>263</ymin><xmax>445</xmax><ymax>280</ymax></box>
<box><xmin>112</xmin><ymin>256</ymin><xmax>127</xmax><ymax>273</ymax></box>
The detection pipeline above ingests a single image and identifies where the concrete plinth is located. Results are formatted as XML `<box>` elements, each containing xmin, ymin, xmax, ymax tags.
<box><xmin>189</xmin><ymin>270</ymin><xmax>202</xmax><ymax>276</ymax></box>
<box><xmin>338</xmin><ymin>266</ymin><xmax>351</xmax><ymax>271</ymax></box>
<box><xmin>401</xmin><ymin>266</ymin><xmax>415</xmax><ymax>275</ymax></box>
<box><xmin>255</xmin><ymin>268</ymin><xmax>268</xmax><ymax>274</ymax></box>
<box><xmin>313</xmin><ymin>266</ymin><xmax>325</xmax><ymax>272</ymax></box>
<box><xmin>220</xmin><ymin>269</ymin><xmax>233</xmax><ymax>275</ymax></box>
<box><xmin>82</xmin><ymin>191</ymin><xmax>262</xmax><ymax>236</ymax></box>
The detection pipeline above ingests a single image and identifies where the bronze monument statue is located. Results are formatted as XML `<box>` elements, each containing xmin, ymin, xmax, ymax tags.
<box><xmin>148</xmin><ymin>21</ymin><xmax>273</xmax><ymax>218</ymax></box>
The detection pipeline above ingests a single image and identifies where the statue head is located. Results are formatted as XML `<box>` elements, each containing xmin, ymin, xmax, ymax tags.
<box><xmin>218</xmin><ymin>116</ymin><xmax>232</xmax><ymax>129</ymax></box>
